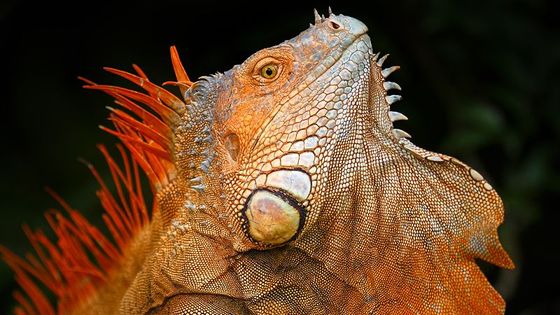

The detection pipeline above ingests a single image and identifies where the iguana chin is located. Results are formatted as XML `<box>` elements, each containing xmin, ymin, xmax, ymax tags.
<box><xmin>1</xmin><ymin>9</ymin><xmax>514</xmax><ymax>314</ymax></box>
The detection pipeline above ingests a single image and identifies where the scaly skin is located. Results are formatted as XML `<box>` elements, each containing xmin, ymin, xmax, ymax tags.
<box><xmin>2</xmin><ymin>11</ymin><xmax>514</xmax><ymax>314</ymax></box>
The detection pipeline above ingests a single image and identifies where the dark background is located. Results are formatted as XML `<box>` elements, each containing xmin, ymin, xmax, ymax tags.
<box><xmin>0</xmin><ymin>0</ymin><xmax>558</xmax><ymax>313</ymax></box>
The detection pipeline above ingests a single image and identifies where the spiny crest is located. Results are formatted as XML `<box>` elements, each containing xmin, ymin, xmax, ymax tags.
<box><xmin>0</xmin><ymin>47</ymin><xmax>193</xmax><ymax>314</ymax></box>
<box><xmin>371</xmin><ymin>53</ymin><xmax>407</xmax><ymax>136</ymax></box>
<box><xmin>81</xmin><ymin>46</ymin><xmax>192</xmax><ymax>191</ymax></box>
<box><xmin>312</xmin><ymin>7</ymin><xmax>338</xmax><ymax>27</ymax></box>
<box><xmin>0</xmin><ymin>145</ymin><xmax>147</xmax><ymax>314</ymax></box>
<box><xmin>371</xmin><ymin>53</ymin><xmax>453</xmax><ymax>164</ymax></box>
<box><xmin>181</xmin><ymin>76</ymin><xmax>221</xmax><ymax>193</ymax></box>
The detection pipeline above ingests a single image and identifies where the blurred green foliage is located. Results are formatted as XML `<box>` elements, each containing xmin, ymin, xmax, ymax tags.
<box><xmin>0</xmin><ymin>0</ymin><xmax>557</xmax><ymax>314</ymax></box>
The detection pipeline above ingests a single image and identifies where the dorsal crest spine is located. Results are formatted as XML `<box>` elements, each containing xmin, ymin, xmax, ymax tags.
<box><xmin>0</xmin><ymin>46</ymin><xmax>195</xmax><ymax>314</ymax></box>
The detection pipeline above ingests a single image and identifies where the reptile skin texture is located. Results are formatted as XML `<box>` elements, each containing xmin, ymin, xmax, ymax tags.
<box><xmin>1</xmin><ymin>11</ymin><xmax>514</xmax><ymax>315</ymax></box>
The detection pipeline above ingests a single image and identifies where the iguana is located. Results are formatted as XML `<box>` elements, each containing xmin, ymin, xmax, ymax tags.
<box><xmin>1</xmin><ymin>10</ymin><xmax>514</xmax><ymax>314</ymax></box>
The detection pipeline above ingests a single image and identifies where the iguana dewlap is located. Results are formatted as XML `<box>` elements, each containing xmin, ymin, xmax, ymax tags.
<box><xmin>1</xmin><ymin>10</ymin><xmax>514</xmax><ymax>314</ymax></box>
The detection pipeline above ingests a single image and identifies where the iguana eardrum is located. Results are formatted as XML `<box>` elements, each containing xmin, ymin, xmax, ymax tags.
<box><xmin>1</xmin><ymin>10</ymin><xmax>514</xmax><ymax>314</ymax></box>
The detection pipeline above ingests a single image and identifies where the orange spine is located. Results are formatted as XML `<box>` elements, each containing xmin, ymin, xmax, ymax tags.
<box><xmin>1</xmin><ymin>47</ymin><xmax>191</xmax><ymax>314</ymax></box>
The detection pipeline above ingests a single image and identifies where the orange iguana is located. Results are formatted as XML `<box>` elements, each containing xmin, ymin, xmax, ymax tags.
<box><xmin>1</xmin><ymin>10</ymin><xmax>514</xmax><ymax>314</ymax></box>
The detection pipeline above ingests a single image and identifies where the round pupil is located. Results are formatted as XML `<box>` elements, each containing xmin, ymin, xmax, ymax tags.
<box><xmin>262</xmin><ymin>64</ymin><xmax>277</xmax><ymax>78</ymax></box>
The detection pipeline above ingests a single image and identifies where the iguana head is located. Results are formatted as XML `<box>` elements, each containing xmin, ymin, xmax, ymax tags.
<box><xmin>171</xmin><ymin>13</ymin><xmax>377</xmax><ymax>250</ymax></box>
<box><xmin>197</xmin><ymin>13</ymin><xmax>374</xmax><ymax>251</ymax></box>
<box><xmin>2</xmin><ymin>9</ymin><xmax>514</xmax><ymax>315</ymax></box>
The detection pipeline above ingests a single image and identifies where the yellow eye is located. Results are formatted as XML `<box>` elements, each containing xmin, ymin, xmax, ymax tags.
<box><xmin>260</xmin><ymin>64</ymin><xmax>278</xmax><ymax>79</ymax></box>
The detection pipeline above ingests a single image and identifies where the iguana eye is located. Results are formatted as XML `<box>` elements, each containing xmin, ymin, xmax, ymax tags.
<box><xmin>260</xmin><ymin>63</ymin><xmax>278</xmax><ymax>79</ymax></box>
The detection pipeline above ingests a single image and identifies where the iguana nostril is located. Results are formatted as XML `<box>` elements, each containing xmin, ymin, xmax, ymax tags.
<box><xmin>327</xmin><ymin>18</ymin><xmax>343</xmax><ymax>31</ymax></box>
<box><xmin>329</xmin><ymin>20</ymin><xmax>341</xmax><ymax>30</ymax></box>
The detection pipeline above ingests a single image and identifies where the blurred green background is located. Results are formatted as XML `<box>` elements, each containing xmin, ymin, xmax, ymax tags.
<box><xmin>0</xmin><ymin>0</ymin><xmax>558</xmax><ymax>313</ymax></box>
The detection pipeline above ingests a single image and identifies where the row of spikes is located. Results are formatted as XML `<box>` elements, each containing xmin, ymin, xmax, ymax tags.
<box><xmin>313</xmin><ymin>7</ymin><xmax>335</xmax><ymax>24</ymax></box>
<box><xmin>372</xmin><ymin>52</ymin><xmax>411</xmax><ymax>140</ymax></box>
<box><xmin>0</xmin><ymin>145</ymin><xmax>150</xmax><ymax>314</ymax></box>
<box><xmin>374</xmin><ymin>53</ymin><xmax>449</xmax><ymax>163</ymax></box>
<box><xmin>84</xmin><ymin>47</ymin><xmax>218</xmax><ymax>195</ymax></box>
<box><xmin>1</xmin><ymin>47</ymin><xmax>195</xmax><ymax>314</ymax></box>
<box><xmin>177</xmin><ymin>76</ymin><xmax>218</xmax><ymax>194</ymax></box>
<box><xmin>80</xmin><ymin>46</ymin><xmax>193</xmax><ymax>191</ymax></box>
